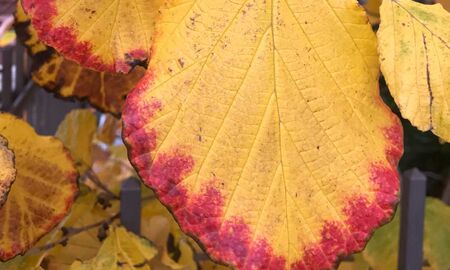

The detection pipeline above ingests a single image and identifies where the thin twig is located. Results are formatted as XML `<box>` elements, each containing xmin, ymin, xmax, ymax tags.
<box><xmin>30</xmin><ymin>213</ymin><xmax>120</xmax><ymax>253</ymax></box>
<box><xmin>84</xmin><ymin>169</ymin><xmax>120</xmax><ymax>200</ymax></box>
<box><xmin>142</xmin><ymin>195</ymin><xmax>156</xmax><ymax>201</ymax></box>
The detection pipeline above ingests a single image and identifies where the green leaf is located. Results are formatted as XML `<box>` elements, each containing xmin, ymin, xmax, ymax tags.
<box><xmin>424</xmin><ymin>198</ymin><xmax>450</xmax><ymax>270</ymax></box>
<box><xmin>363</xmin><ymin>197</ymin><xmax>450</xmax><ymax>270</ymax></box>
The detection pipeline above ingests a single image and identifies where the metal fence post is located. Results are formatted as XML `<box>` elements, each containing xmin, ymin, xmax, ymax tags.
<box><xmin>120</xmin><ymin>177</ymin><xmax>141</xmax><ymax>235</ymax></box>
<box><xmin>398</xmin><ymin>168</ymin><xmax>427</xmax><ymax>270</ymax></box>
<box><xmin>1</xmin><ymin>45</ymin><xmax>13</xmax><ymax>110</ymax></box>
<box><xmin>14</xmin><ymin>44</ymin><xmax>25</xmax><ymax>93</ymax></box>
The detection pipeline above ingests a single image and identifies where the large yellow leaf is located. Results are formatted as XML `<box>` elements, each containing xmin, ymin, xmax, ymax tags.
<box><xmin>123</xmin><ymin>0</ymin><xmax>403</xmax><ymax>269</ymax></box>
<box><xmin>21</xmin><ymin>0</ymin><xmax>163</xmax><ymax>73</ymax></box>
<box><xmin>0</xmin><ymin>136</ymin><xmax>15</xmax><ymax>208</ymax></box>
<box><xmin>378</xmin><ymin>0</ymin><xmax>450</xmax><ymax>141</ymax></box>
<box><xmin>0</xmin><ymin>113</ymin><xmax>78</xmax><ymax>261</ymax></box>
<box><xmin>69</xmin><ymin>226</ymin><xmax>157</xmax><ymax>270</ymax></box>
<box><xmin>56</xmin><ymin>110</ymin><xmax>97</xmax><ymax>175</ymax></box>
<box><xmin>14</xmin><ymin>2</ymin><xmax>146</xmax><ymax>116</ymax></box>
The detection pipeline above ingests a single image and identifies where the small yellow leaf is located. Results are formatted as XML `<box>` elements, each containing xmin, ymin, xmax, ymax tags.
<box><xmin>69</xmin><ymin>226</ymin><xmax>157</xmax><ymax>270</ymax></box>
<box><xmin>142</xmin><ymin>198</ymin><xmax>193</xmax><ymax>270</ymax></box>
<box><xmin>22</xmin><ymin>0</ymin><xmax>164</xmax><ymax>73</ymax></box>
<box><xmin>0</xmin><ymin>31</ymin><xmax>16</xmax><ymax>48</ymax></box>
<box><xmin>123</xmin><ymin>0</ymin><xmax>402</xmax><ymax>269</ymax></box>
<box><xmin>0</xmin><ymin>113</ymin><xmax>78</xmax><ymax>261</ymax></box>
<box><xmin>14</xmin><ymin>1</ymin><xmax>146</xmax><ymax>116</ymax></box>
<box><xmin>96</xmin><ymin>115</ymin><xmax>120</xmax><ymax>145</ymax></box>
<box><xmin>56</xmin><ymin>109</ymin><xmax>97</xmax><ymax>174</ymax></box>
<box><xmin>0</xmin><ymin>136</ymin><xmax>15</xmax><ymax>207</ymax></box>
<box><xmin>378</xmin><ymin>0</ymin><xmax>450</xmax><ymax>141</ymax></box>
<box><xmin>42</xmin><ymin>191</ymin><xmax>119</xmax><ymax>270</ymax></box>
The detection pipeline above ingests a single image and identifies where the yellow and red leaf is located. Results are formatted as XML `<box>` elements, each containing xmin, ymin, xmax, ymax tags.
<box><xmin>21</xmin><ymin>0</ymin><xmax>163</xmax><ymax>73</ymax></box>
<box><xmin>14</xmin><ymin>3</ymin><xmax>145</xmax><ymax>116</ymax></box>
<box><xmin>0</xmin><ymin>113</ymin><xmax>78</xmax><ymax>261</ymax></box>
<box><xmin>122</xmin><ymin>0</ymin><xmax>403</xmax><ymax>269</ymax></box>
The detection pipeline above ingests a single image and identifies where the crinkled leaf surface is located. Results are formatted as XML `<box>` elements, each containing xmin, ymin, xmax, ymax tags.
<box><xmin>69</xmin><ymin>226</ymin><xmax>157</xmax><ymax>270</ymax></box>
<box><xmin>22</xmin><ymin>0</ymin><xmax>163</xmax><ymax>73</ymax></box>
<box><xmin>56</xmin><ymin>109</ymin><xmax>97</xmax><ymax>174</ymax></box>
<box><xmin>123</xmin><ymin>0</ymin><xmax>403</xmax><ymax>269</ymax></box>
<box><xmin>0</xmin><ymin>113</ymin><xmax>78</xmax><ymax>261</ymax></box>
<box><xmin>0</xmin><ymin>136</ymin><xmax>15</xmax><ymax>208</ymax></box>
<box><xmin>378</xmin><ymin>0</ymin><xmax>450</xmax><ymax>141</ymax></box>
<box><xmin>14</xmin><ymin>3</ymin><xmax>146</xmax><ymax>116</ymax></box>
<box><xmin>363</xmin><ymin>197</ymin><xmax>450</xmax><ymax>270</ymax></box>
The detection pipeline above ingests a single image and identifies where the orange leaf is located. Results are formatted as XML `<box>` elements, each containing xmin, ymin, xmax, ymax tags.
<box><xmin>0</xmin><ymin>136</ymin><xmax>15</xmax><ymax>208</ymax></box>
<box><xmin>0</xmin><ymin>113</ymin><xmax>78</xmax><ymax>261</ymax></box>
<box><xmin>122</xmin><ymin>1</ymin><xmax>403</xmax><ymax>269</ymax></box>
<box><xmin>22</xmin><ymin>0</ymin><xmax>164</xmax><ymax>73</ymax></box>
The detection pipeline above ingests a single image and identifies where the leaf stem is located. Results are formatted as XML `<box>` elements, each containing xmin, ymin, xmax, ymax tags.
<box><xmin>84</xmin><ymin>169</ymin><xmax>120</xmax><ymax>200</ymax></box>
<box><xmin>29</xmin><ymin>213</ymin><xmax>120</xmax><ymax>253</ymax></box>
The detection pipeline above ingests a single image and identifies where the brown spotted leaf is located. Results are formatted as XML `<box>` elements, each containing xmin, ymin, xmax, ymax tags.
<box><xmin>0</xmin><ymin>136</ymin><xmax>15</xmax><ymax>208</ymax></box>
<box><xmin>0</xmin><ymin>113</ymin><xmax>78</xmax><ymax>261</ymax></box>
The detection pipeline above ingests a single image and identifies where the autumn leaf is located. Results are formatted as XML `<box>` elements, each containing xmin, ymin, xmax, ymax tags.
<box><xmin>141</xmin><ymin>197</ymin><xmax>197</xmax><ymax>270</ymax></box>
<box><xmin>96</xmin><ymin>115</ymin><xmax>121</xmax><ymax>145</ymax></box>
<box><xmin>362</xmin><ymin>207</ymin><xmax>399</xmax><ymax>270</ymax></box>
<box><xmin>122</xmin><ymin>0</ymin><xmax>403</xmax><ymax>269</ymax></box>
<box><xmin>21</xmin><ymin>0</ymin><xmax>163</xmax><ymax>73</ymax></box>
<box><xmin>39</xmin><ymin>189</ymin><xmax>120</xmax><ymax>270</ymax></box>
<box><xmin>378</xmin><ymin>0</ymin><xmax>450</xmax><ymax>142</ymax></box>
<box><xmin>363</xmin><ymin>197</ymin><xmax>450</xmax><ymax>270</ymax></box>
<box><xmin>69</xmin><ymin>226</ymin><xmax>157</xmax><ymax>270</ymax></box>
<box><xmin>56</xmin><ymin>109</ymin><xmax>97</xmax><ymax>175</ymax></box>
<box><xmin>14</xmin><ymin>2</ymin><xmax>146</xmax><ymax>116</ymax></box>
<box><xmin>0</xmin><ymin>113</ymin><xmax>78</xmax><ymax>261</ymax></box>
<box><xmin>0</xmin><ymin>136</ymin><xmax>15</xmax><ymax>208</ymax></box>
